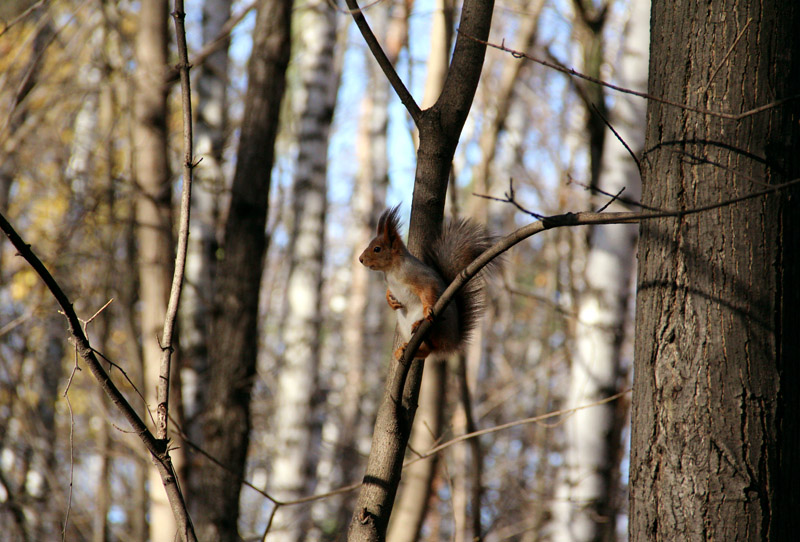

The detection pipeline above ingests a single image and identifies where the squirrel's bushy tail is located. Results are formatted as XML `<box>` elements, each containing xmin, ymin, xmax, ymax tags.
<box><xmin>424</xmin><ymin>218</ymin><xmax>501</xmax><ymax>349</ymax></box>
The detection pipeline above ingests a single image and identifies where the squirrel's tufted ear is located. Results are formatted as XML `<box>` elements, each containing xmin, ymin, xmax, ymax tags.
<box><xmin>378</xmin><ymin>204</ymin><xmax>403</xmax><ymax>243</ymax></box>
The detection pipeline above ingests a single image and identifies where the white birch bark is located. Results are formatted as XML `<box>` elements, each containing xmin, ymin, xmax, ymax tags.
<box><xmin>269</xmin><ymin>1</ymin><xmax>339</xmax><ymax>539</ymax></box>
<box><xmin>551</xmin><ymin>1</ymin><xmax>649</xmax><ymax>540</ymax></box>
<box><xmin>308</xmin><ymin>3</ymin><xmax>397</xmax><ymax>535</ymax></box>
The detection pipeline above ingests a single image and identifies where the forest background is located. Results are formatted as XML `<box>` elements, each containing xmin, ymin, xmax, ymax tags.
<box><xmin>1</xmin><ymin>0</ymin><xmax>797</xmax><ymax>541</ymax></box>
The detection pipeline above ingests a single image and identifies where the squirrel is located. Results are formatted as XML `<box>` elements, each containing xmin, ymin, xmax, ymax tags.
<box><xmin>358</xmin><ymin>204</ymin><xmax>500</xmax><ymax>360</ymax></box>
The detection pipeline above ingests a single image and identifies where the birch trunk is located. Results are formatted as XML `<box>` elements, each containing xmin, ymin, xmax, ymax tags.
<box><xmin>133</xmin><ymin>1</ymin><xmax>181</xmax><ymax>540</ymax></box>
<box><xmin>551</xmin><ymin>1</ymin><xmax>648</xmax><ymax>540</ymax></box>
<box><xmin>269</xmin><ymin>1</ymin><xmax>339</xmax><ymax>538</ymax></box>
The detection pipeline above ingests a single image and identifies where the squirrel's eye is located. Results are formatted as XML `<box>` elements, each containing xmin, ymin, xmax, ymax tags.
<box><xmin>373</xmin><ymin>246</ymin><xmax>381</xmax><ymax>253</ymax></box>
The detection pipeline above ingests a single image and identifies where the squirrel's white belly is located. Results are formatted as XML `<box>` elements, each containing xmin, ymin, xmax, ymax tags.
<box><xmin>385</xmin><ymin>278</ymin><xmax>422</xmax><ymax>340</ymax></box>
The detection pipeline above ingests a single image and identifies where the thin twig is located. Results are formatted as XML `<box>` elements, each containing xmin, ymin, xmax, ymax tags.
<box><xmin>0</xmin><ymin>210</ymin><xmax>201</xmax><ymax>541</ymax></box>
<box><xmin>566</xmin><ymin>175</ymin><xmax>658</xmax><ymax>211</ymax></box>
<box><xmin>0</xmin><ymin>0</ymin><xmax>47</xmax><ymax>38</ymax></box>
<box><xmin>595</xmin><ymin>187</ymin><xmax>625</xmax><ymax>213</ymax></box>
<box><xmin>701</xmin><ymin>18</ymin><xmax>752</xmax><ymax>96</ymax></box>
<box><xmin>408</xmin><ymin>390</ymin><xmax>630</xmax><ymax>463</ymax></box>
<box><xmin>165</xmin><ymin>1</ymin><xmax>256</xmax><ymax>83</ymax></box>
<box><xmin>460</xmin><ymin>30</ymin><xmax>799</xmax><ymax>121</ymax></box>
<box><xmin>91</xmin><ymin>347</ymin><xmax>158</xmax><ymax>428</ymax></box>
<box><xmin>0</xmin><ymin>312</ymin><xmax>31</xmax><ymax>337</ymax></box>
<box><xmin>473</xmin><ymin>178</ymin><xmax>547</xmax><ymax>219</ymax></box>
<box><xmin>667</xmin><ymin>149</ymin><xmax>773</xmax><ymax>188</ymax></box>
<box><xmin>156</xmin><ymin>0</ymin><xmax>195</xmax><ymax>442</ymax></box>
<box><xmin>61</xmin><ymin>350</ymin><xmax>79</xmax><ymax>542</ymax></box>
<box><xmin>81</xmin><ymin>298</ymin><xmax>114</xmax><ymax>334</ymax></box>
<box><xmin>325</xmin><ymin>0</ymin><xmax>386</xmax><ymax>16</ymax></box>
<box><xmin>171</xmin><ymin>415</ymin><xmax>361</xmax><ymax>506</ymax></box>
<box><xmin>589</xmin><ymin>101</ymin><xmax>642</xmax><ymax>177</ymax></box>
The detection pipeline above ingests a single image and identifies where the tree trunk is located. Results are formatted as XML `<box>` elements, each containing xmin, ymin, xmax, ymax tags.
<box><xmin>269</xmin><ymin>0</ymin><xmax>339</xmax><ymax>539</ymax></box>
<box><xmin>132</xmin><ymin>1</ymin><xmax>181</xmax><ymax>540</ymax></box>
<box><xmin>386</xmin><ymin>2</ymin><xmax>453</xmax><ymax>539</ymax></box>
<box><xmin>551</xmin><ymin>1</ymin><xmax>648</xmax><ymax>540</ymax></box>
<box><xmin>630</xmin><ymin>1</ymin><xmax>800</xmax><ymax>540</ymax></box>
<box><xmin>193</xmin><ymin>0</ymin><xmax>292</xmax><ymax>538</ymax></box>
<box><xmin>386</xmin><ymin>359</ymin><xmax>446</xmax><ymax>542</ymax></box>
<box><xmin>180</xmin><ymin>0</ymin><xmax>231</xmax><ymax>480</ymax></box>
<box><xmin>347</xmin><ymin>0</ymin><xmax>495</xmax><ymax>538</ymax></box>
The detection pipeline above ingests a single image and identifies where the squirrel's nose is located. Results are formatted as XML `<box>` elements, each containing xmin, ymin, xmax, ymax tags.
<box><xmin>358</xmin><ymin>255</ymin><xmax>364</xmax><ymax>263</ymax></box>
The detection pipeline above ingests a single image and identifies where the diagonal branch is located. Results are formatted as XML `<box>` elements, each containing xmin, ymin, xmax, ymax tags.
<box><xmin>0</xmin><ymin>211</ymin><xmax>197</xmax><ymax>542</ymax></box>
<box><xmin>461</xmin><ymin>30</ymin><xmax>800</xmax><ymax>122</ymax></box>
<box><xmin>343</xmin><ymin>0</ymin><xmax>422</xmax><ymax>123</ymax></box>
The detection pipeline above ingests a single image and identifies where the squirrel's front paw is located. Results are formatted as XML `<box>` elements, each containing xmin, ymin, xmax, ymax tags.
<box><xmin>411</xmin><ymin>319</ymin><xmax>424</xmax><ymax>334</ymax></box>
<box><xmin>386</xmin><ymin>290</ymin><xmax>404</xmax><ymax>310</ymax></box>
<box><xmin>394</xmin><ymin>343</ymin><xmax>408</xmax><ymax>360</ymax></box>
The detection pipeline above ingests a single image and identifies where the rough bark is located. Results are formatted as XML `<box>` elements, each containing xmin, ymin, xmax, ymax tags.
<box><xmin>193</xmin><ymin>0</ymin><xmax>292</xmax><ymax>538</ymax></box>
<box><xmin>630</xmin><ymin>1</ymin><xmax>800</xmax><ymax>540</ymax></box>
<box><xmin>269</xmin><ymin>0</ymin><xmax>339</xmax><ymax>539</ymax></box>
<box><xmin>387</xmin><ymin>359</ymin><xmax>447</xmax><ymax>542</ymax></box>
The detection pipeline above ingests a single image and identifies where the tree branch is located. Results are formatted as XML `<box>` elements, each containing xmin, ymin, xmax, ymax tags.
<box><xmin>0</xmin><ymin>211</ymin><xmax>197</xmax><ymax>542</ymax></box>
<box><xmin>343</xmin><ymin>0</ymin><xmax>422</xmax><ymax>123</ymax></box>
<box><xmin>155</xmin><ymin>0</ymin><xmax>195</xmax><ymax>441</ymax></box>
<box><xmin>399</xmin><ymin>177</ymin><xmax>800</xmax><ymax>364</ymax></box>
<box><xmin>460</xmin><ymin>30</ymin><xmax>800</xmax><ymax>121</ymax></box>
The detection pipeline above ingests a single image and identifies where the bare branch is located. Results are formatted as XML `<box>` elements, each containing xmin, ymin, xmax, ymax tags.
<box><xmin>589</xmin><ymin>102</ymin><xmax>642</xmax><ymax>177</ymax></box>
<box><xmin>165</xmin><ymin>1</ymin><xmax>255</xmax><ymax>83</ymax></box>
<box><xmin>700</xmin><ymin>18</ymin><xmax>752</xmax><ymax>96</ymax></box>
<box><xmin>400</xmin><ymin>177</ymin><xmax>800</xmax><ymax>364</ymax></box>
<box><xmin>459</xmin><ymin>30</ymin><xmax>800</xmax><ymax>121</ymax></box>
<box><xmin>0</xmin><ymin>210</ymin><xmax>198</xmax><ymax>541</ymax></box>
<box><xmin>154</xmin><ymin>0</ymin><xmax>195</xmax><ymax>444</ymax></box>
<box><xmin>0</xmin><ymin>0</ymin><xmax>47</xmax><ymax>38</ymax></box>
<box><xmin>409</xmin><ymin>390</ymin><xmax>630</xmax><ymax>464</ymax></box>
<box><xmin>343</xmin><ymin>0</ymin><xmax>422</xmax><ymax>123</ymax></box>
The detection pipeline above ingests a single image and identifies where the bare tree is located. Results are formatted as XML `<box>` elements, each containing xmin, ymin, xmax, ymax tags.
<box><xmin>344</xmin><ymin>0</ymin><xmax>495</xmax><ymax>538</ymax></box>
<box><xmin>386</xmin><ymin>1</ymin><xmax>453</xmax><ymax>538</ymax></box>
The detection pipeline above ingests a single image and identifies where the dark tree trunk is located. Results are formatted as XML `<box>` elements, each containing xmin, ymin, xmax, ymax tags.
<box><xmin>346</xmin><ymin>0</ymin><xmax>495</xmax><ymax>539</ymax></box>
<box><xmin>191</xmin><ymin>0</ymin><xmax>292</xmax><ymax>539</ymax></box>
<box><xmin>630</xmin><ymin>1</ymin><xmax>800</xmax><ymax>540</ymax></box>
